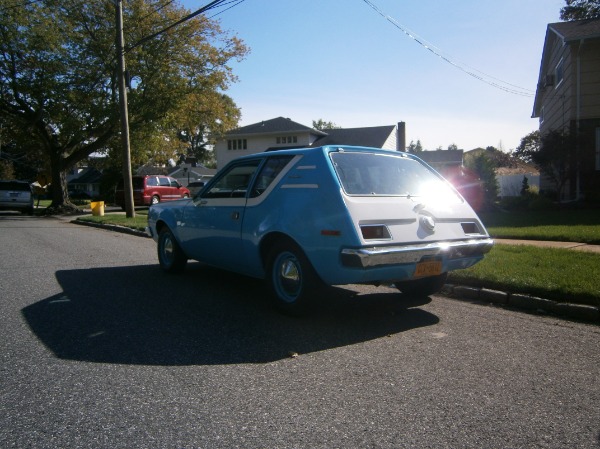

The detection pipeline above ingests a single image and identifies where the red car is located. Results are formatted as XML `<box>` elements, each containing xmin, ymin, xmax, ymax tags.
<box><xmin>116</xmin><ymin>175</ymin><xmax>190</xmax><ymax>209</ymax></box>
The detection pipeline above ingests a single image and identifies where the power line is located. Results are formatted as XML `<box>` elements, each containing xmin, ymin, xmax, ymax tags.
<box><xmin>361</xmin><ymin>0</ymin><xmax>535</xmax><ymax>97</ymax></box>
<box><xmin>127</xmin><ymin>0</ymin><xmax>230</xmax><ymax>51</ymax></box>
<box><xmin>137</xmin><ymin>0</ymin><xmax>178</xmax><ymax>23</ymax></box>
<box><xmin>207</xmin><ymin>0</ymin><xmax>247</xmax><ymax>19</ymax></box>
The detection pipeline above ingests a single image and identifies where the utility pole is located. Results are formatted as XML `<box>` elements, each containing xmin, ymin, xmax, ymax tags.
<box><xmin>115</xmin><ymin>0</ymin><xmax>135</xmax><ymax>218</ymax></box>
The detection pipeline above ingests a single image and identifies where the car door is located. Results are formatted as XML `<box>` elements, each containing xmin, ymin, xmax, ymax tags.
<box><xmin>179</xmin><ymin>159</ymin><xmax>262</xmax><ymax>272</ymax></box>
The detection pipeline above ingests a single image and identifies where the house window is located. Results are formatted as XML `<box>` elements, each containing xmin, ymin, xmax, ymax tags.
<box><xmin>227</xmin><ymin>139</ymin><xmax>247</xmax><ymax>150</ymax></box>
<box><xmin>595</xmin><ymin>127</ymin><xmax>600</xmax><ymax>171</ymax></box>
<box><xmin>276</xmin><ymin>136</ymin><xmax>298</xmax><ymax>145</ymax></box>
<box><xmin>555</xmin><ymin>58</ymin><xmax>564</xmax><ymax>88</ymax></box>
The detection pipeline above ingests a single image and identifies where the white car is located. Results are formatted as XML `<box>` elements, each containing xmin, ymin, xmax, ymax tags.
<box><xmin>0</xmin><ymin>180</ymin><xmax>34</xmax><ymax>214</ymax></box>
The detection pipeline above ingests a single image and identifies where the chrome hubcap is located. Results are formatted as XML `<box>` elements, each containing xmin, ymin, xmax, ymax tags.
<box><xmin>277</xmin><ymin>255</ymin><xmax>301</xmax><ymax>300</ymax></box>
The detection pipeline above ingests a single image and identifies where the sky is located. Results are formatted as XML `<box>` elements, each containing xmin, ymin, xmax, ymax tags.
<box><xmin>182</xmin><ymin>0</ymin><xmax>566</xmax><ymax>152</ymax></box>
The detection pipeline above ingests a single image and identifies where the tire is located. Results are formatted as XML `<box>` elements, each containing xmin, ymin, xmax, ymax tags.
<box><xmin>157</xmin><ymin>227</ymin><xmax>187</xmax><ymax>274</ymax></box>
<box><xmin>151</xmin><ymin>195</ymin><xmax>160</xmax><ymax>205</ymax></box>
<box><xmin>266</xmin><ymin>242</ymin><xmax>320</xmax><ymax>315</ymax></box>
<box><xmin>394</xmin><ymin>272</ymin><xmax>448</xmax><ymax>297</ymax></box>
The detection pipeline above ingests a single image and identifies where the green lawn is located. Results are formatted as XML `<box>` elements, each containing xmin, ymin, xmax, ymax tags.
<box><xmin>77</xmin><ymin>211</ymin><xmax>148</xmax><ymax>231</ymax></box>
<box><xmin>448</xmin><ymin>244</ymin><xmax>600</xmax><ymax>306</ymax></box>
<box><xmin>478</xmin><ymin>208</ymin><xmax>600</xmax><ymax>244</ymax></box>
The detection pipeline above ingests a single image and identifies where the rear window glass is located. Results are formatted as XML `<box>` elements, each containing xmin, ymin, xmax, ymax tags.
<box><xmin>0</xmin><ymin>181</ymin><xmax>31</xmax><ymax>191</ymax></box>
<box><xmin>331</xmin><ymin>152</ymin><xmax>461</xmax><ymax>202</ymax></box>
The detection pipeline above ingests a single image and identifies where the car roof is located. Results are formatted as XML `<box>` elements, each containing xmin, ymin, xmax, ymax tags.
<box><xmin>232</xmin><ymin>145</ymin><xmax>419</xmax><ymax>162</ymax></box>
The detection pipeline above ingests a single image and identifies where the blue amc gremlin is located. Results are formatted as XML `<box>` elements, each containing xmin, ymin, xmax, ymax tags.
<box><xmin>146</xmin><ymin>145</ymin><xmax>493</xmax><ymax>314</ymax></box>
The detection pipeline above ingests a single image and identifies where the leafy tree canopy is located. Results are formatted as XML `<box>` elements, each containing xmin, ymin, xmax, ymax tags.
<box><xmin>515</xmin><ymin>129</ymin><xmax>574</xmax><ymax>200</ymax></box>
<box><xmin>312</xmin><ymin>119</ymin><xmax>341</xmax><ymax>130</ymax></box>
<box><xmin>560</xmin><ymin>0</ymin><xmax>600</xmax><ymax>20</ymax></box>
<box><xmin>0</xmin><ymin>0</ymin><xmax>248</xmax><ymax>208</ymax></box>
<box><xmin>407</xmin><ymin>140</ymin><xmax>424</xmax><ymax>153</ymax></box>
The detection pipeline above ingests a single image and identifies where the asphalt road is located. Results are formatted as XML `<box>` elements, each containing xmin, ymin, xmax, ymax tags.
<box><xmin>1</xmin><ymin>213</ymin><xmax>599</xmax><ymax>449</ymax></box>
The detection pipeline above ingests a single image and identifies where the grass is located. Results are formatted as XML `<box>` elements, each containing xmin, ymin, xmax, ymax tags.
<box><xmin>479</xmin><ymin>208</ymin><xmax>600</xmax><ymax>244</ymax></box>
<box><xmin>448</xmin><ymin>244</ymin><xmax>600</xmax><ymax>306</ymax></box>
<box><xmin>77</xmin><ymin>210</ymin><xmax>148</xmax><ymax>231</ymax></box>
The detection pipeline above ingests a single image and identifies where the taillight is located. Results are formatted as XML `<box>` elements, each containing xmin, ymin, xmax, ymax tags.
<box><xmin>360</xmin><ymin>225</ymin><xmax>391</xmax><ymax>240</ymax></box>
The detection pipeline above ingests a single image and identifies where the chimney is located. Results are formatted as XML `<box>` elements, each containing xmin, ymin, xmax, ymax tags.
<box><xmin>397</xmin><ymin>122</ymin><xmax>406</xmax><ymax>152</ymax></box>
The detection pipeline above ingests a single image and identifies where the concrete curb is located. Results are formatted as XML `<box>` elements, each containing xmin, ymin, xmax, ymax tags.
<box><xmin>71</xmin><ymin>218</ymin><xmax>149</xmax><ymax>238</ymax></box>
<box><xmin>442</xmin><ymin>284</ymin><xmax>600</xmax><ymax>324</ymax></box>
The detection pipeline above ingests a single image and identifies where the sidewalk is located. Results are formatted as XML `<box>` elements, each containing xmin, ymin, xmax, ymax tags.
<box><xmin>494</xmin><ymin>238</ymin><xmax>600</xmax><ymax>253</ymax></box>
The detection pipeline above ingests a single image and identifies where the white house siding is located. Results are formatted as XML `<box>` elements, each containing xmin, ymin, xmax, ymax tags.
<box><xmin>381</xmin><ymin>133</ymin><xmax>398</xmax><ymax>151</ymax></box>
<box><xmin>216</xmin><ymin>132</ymin><xmax>318</xmax><ymax>168</ymax></box>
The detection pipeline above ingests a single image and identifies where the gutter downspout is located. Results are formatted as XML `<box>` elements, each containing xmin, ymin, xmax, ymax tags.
<box><xmin>575</xmin><ymin>39</ymin><xmax>584</xmax><ymax>200</ymax></box>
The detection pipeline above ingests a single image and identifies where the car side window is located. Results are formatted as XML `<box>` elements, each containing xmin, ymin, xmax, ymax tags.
<box><xmin>169</xmin><ymin>178</ymin><xmax>180</xmax><ymax>188</ymax></box>
<box><xmin>203</xmin><ymin>160</ymin><xmax>261</xmax><ymax>199</ymax></box>
<box><xmin>159</xmin><ymin>177</ymin><xmax>170</xmax><ymax>187</ymax></box>
<box><xmin>147</xmin><ymin>177</ymin><xmax>158</xmax><ymax>187</ymax></box>
<box><xmin>249</xmin><ymin>156</ymin><xmax>294</xmax><ymax>198</ymax></box>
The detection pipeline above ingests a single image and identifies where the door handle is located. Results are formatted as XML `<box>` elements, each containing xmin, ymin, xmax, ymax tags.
<box><xmin>231</xmin><ymin>211</ymin><xmax>240</xmax><ymax>220</ymax></box>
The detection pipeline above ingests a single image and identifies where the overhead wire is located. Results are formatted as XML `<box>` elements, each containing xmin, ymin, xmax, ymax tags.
<box><xmin>126</xmin><ymin>0</ymin><xmax>231</xmax><ymax>51</ymax></box>
<box><xmin>361</xmin><ymin>0</ymin><xmax>535</xmax><ymax>97</ymax></box>
<box><xmin>206</xmin><ymin>0</ymin><xmax>247</xmax><ymax>19</ymax></box>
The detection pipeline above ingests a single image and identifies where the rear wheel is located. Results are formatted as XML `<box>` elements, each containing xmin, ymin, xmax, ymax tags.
<box><xmin>266</xmin><ymin>242</ymin><xmax>320</xmax><ymax>315</ymax></box>
<box><xmin>394</xmin><ymin>273</ymin><xmax>448</xmax><ymax>297</ymax></box>
<box><xmin>157</xmin><ymin>227</ymin><xmax>187</xmax><ymax>274</ymax></box>
<box><xmin>151</xmin><ymin>195</ymin><xmax>160</xmax><ymax>205</ymax></box>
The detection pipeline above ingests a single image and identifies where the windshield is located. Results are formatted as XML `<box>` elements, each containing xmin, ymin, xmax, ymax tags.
<box><xmin>331</xmin><ymin>151</ymin><xmax>462</xmax><ymax>202</ymax></box>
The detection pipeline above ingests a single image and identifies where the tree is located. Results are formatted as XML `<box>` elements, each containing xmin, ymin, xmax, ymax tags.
<box><xmin>407</xmin><ymin>140</ymin><xmax>424</xmax><ymax>153</ymax></box>
<box><xmin>464</xmin><ymin>152</ymin><xmax>498</xmax><ymax>210</ymax></box>
<box><xmin>447</xmin><ymin>143</ymin><xmax>458</xmax><ymax>151</ymax></box>
<box><xmin>514</xmin><ymin>131</ymin><xmax>541</xmax><ymax>164</ymax></box>
<box><xmin>520</xmin><ymin>176</ymin><xmax>530</xmax><ymax>196</ymax></box>
<box><xmin>515</xmin><ymin>129</ymin><xmax>575</xmax><ymax>200</ymax></box>
<box><xmin>0</xmin><ymin>159</ymin><xmax>15</xmax><ymax>179</ymax></box>
<box><xmin>0</xmin><ymin>0</ymin><xmax>247</xmax><ymax>210</ymax></box>
<box><xmin>312</xmin><ymin>119</ymin><xmax>341</xmax><ymax>130</ymax></box>
<box><xmin>560</xmin><ymin>0</ymin><xmax>600</xmax><ymax>20</ymax></box>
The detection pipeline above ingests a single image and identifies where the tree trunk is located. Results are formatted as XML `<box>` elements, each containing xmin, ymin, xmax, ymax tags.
<box><xmin>49</xmin><ymin>151</ymin><xmax>72</xmax><ymax>209</ymax></box>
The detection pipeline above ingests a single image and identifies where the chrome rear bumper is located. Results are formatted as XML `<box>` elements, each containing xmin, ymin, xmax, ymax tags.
<box><xmin>341</xmin><ymin>238</ymin><xmax>494</xmax><ymax>268</ymax></box>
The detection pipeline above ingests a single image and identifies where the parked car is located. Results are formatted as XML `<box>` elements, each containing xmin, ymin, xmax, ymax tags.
<box><xmin>146</xmin><ymin>146</ymin><xmax>493</xmax><ymax>314</ymax></box>
<box><xmin>186</xmin><ymin>180</ymin><xmax>206</xmax><ymax>197</ymax></box>
<box><xmin>115</xmin><ymin>175</ymin><xmax>190</xmax><ymax>209</ymax></box>
<box><xmin>0</xmin><ymin>180</ymin><xmax>34</xmax><ymax>214</ymax></box>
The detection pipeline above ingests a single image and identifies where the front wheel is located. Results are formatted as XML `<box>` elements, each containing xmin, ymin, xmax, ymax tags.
<box><xmin>266</xmin><ymin>242</ymin><xmax>320</xmax><ymax>315</ymax></box>
<box><xmin>394</xmin><ymin>273</ymin><xmax>448</xmax><ymax>297</ymax></box>
<box><xmin>157</xmin><ymin>227</ymin><xmax>187</xmax><ymax>274</ymax></box>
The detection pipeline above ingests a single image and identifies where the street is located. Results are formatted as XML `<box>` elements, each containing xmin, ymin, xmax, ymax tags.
<box><xmin>1</xmin><ymin>214</ymin><xmax>599</xmax><ymax>448</ymax></box>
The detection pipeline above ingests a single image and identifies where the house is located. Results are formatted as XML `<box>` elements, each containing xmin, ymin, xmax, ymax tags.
<box><xmin>168</xmin><ymin>161</ymin><xmax>216</xmax><ymax>187</ymax></box>
<box><xmin>416</xmin><ymin>149</ymin><xmax>464</xmax><ymax>174</ymax></box>
<box><xmin>532</xmin><ymin>18</ymin><xmax>600</xmax><ymax>201</ymax></box>
<box><xmin>214</xmin><ymin>117</ymin><xmax>406</xmax><ymax>168</ymax></box>
<box><xmin>67</xmin><ymin>167</ymin><xmax>102</xmax><ymax>198</ymax></box>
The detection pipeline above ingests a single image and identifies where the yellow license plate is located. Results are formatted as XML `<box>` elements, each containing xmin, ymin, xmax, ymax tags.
<box><xmin>413</xmin><ymin>261</ymin><xmax>443</xmax><ymax>278</ymax></box>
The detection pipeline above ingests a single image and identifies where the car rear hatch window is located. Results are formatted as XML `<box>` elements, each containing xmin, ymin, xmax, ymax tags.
<box><xmin>331</xmin><ymin>151</ymin><xmax>462</xmax><ymax>203</ymax></box>
<box><xmin>0</xmin><ymin>181</ymin><xmax>31</xmax><ymax>191</ymax></box>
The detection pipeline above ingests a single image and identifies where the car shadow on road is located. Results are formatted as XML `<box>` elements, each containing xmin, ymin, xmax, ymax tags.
<box><xmin>22</xmin><ymin>263</ymin><xmax>439</xmax><ymax>366</ymax></box>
